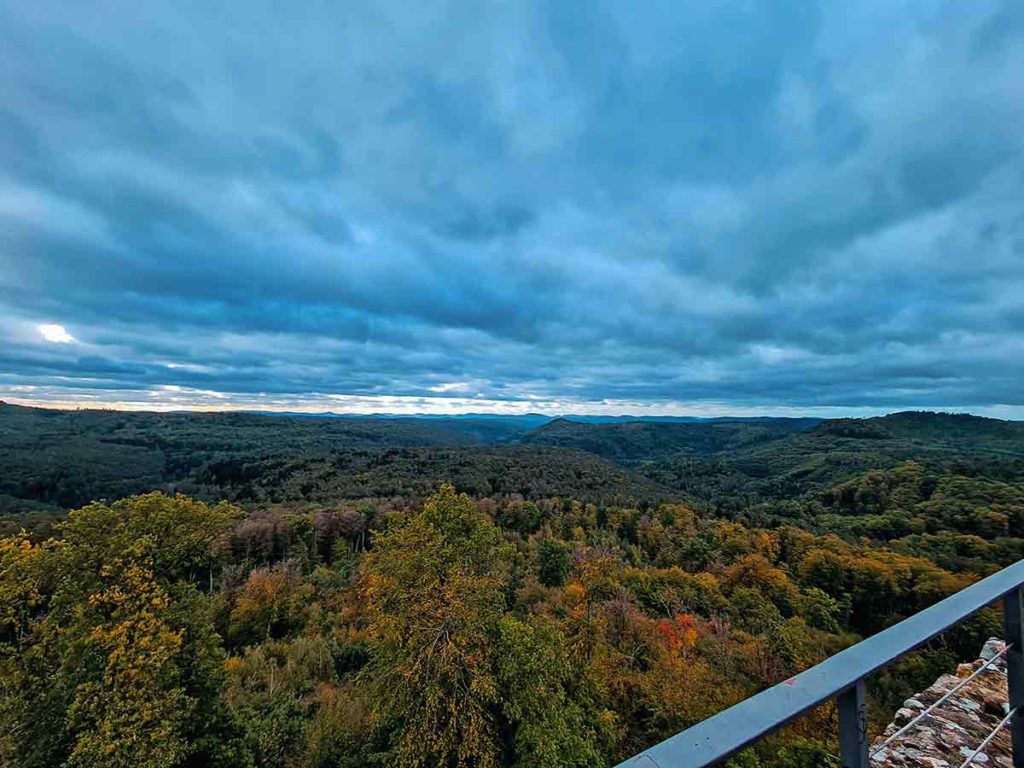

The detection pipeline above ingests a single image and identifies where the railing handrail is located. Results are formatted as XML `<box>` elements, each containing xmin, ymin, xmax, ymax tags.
<box><xmin>616</xmin><ymin>558</ymin><xmax>1024</xmax><ymax>768</ymax></box>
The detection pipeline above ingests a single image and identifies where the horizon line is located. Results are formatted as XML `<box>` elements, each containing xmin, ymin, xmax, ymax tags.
<box><xmin>2</xmin><ymin>397</ymin><xmax>1022</xmax><ymax>422</ymax></box>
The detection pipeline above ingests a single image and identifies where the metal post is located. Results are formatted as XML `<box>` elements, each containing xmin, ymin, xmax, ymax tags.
<box><xmin>1004</xmin><ymin>587</ymin><xmax>1024</xmax><ymax>768</ymax></box>
<box><xmin>838</xmin><ymin>679</ymin><xmax>869</xmax><ymax>768</ymax></box>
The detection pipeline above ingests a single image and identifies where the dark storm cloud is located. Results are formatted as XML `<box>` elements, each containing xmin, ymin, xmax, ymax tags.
<box><xmin>1</xmin><ymin>0</ymin><xmax>1023</xmax><ymax>414</ymax></box>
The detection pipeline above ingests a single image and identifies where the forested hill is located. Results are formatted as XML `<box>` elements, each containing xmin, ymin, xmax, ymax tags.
<box><xmin>0</xmin><ymin>403</ymin><xmax>662</xmax><ymax>514</ymax></box>
<box><xmin>643</xmin><ymin>411</ymin><xmax>1024</xmax><ymax>511</ymax></box>
<box><xmin>523</xmin><ymin>411</ymin><xmax>1024</xmax><ymax>466</ymax></box>
<box><xmin>520</xmin><ymin>417</ymin><xmax>822</xmax><ymax>462</ymax></box>
<box><xmin>2</xmin><ymin>403</ymin><xmax>1023</xmax><ymax>527</ymax></box>
<box><xmin>0</xmin><ymin>401</ymin><xmax>538</xmax><ymax>451</ymax></box>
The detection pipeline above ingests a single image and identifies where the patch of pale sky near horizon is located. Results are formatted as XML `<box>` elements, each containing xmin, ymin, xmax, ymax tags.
<box><xmin>2</xmin><ymin>387</ymin><xmax>1023</xmax><ymax>421</ymax></box>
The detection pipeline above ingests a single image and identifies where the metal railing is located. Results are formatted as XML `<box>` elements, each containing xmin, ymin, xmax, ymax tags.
<box><xmin>615</xmin><ymin>558</ymin><xmax>1024</xmax><ymax>768</ymax></box>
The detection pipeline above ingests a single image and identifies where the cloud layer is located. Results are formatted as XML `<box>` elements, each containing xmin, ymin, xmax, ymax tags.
<box><xmin>2</xmin><ymin>1</ymin><xmax>1023</xmax><ymax>415</ymax></box>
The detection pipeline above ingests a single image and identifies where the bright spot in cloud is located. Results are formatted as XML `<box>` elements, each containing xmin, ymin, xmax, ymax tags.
<box><xmin>428</xmin><ymin>381</ymin><xmax>475</xmax><ymax>394</ymax></box>
<box><xmin>38</xmin><ymin>323</ymin><xmax>75</xmax><ymax>343</ymax></box>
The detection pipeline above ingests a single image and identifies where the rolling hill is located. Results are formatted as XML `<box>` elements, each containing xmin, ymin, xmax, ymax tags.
<box><xmin>520</xmin><ymin>416</ymin><xmax>821</xmax><ymax>462</ymax></box>
<box><xmin>2</xmin><ymin>403</ymin><xmax>1022</xmax><ymax>522</ymax></box>
<box><xmin>0</xmin><ymin>403</ymin><xmax>664</xmax><ymax>512</ymax></box>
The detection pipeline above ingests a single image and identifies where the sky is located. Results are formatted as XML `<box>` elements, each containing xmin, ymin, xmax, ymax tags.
<box><xmin>1</xmin><ymin>1</ymin><xmax>1023</xmax><ymax>418</ymax></box>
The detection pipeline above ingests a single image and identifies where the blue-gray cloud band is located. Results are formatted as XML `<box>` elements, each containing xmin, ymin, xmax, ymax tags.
<box><xmin>1</xmin><ymin>1</ymin><xmax>1023</xmax><ymax>413</ymax></box>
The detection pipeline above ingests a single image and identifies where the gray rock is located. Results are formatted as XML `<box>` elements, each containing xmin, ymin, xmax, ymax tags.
<box><xmin>871</xmin><ymin>640</ymin><xmax>1011</xmax><ymax>768</ymax></box>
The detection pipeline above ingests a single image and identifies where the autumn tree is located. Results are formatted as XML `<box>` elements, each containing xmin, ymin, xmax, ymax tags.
<box><xmin>67</xmin><ymin>557</ymin><xmax>193</xmax><ymax>768</ymax></box>
<box><xmin>360</xmin><ymin>484</ymin><xmax>606</xmax><ymax>767</ymax></box>
<box><xmin>0</xmin><ymin>494</ymin><xmax>247</xmax><ymax>768</ymax></box>
<box><xmin>228</xmin><ymin>563</ymin><xmax>313</xmax><ymax>646</ymax></box>
<box><xmin>360</xmin><ymin>484</ymin><xmax>512</xmax><ymax>766</ymax></box>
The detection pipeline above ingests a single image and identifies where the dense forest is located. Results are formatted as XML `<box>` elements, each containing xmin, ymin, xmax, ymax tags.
<box><xmin>2</xmin><ymin>403</ymin><xmax>1023</xmax><ymax>767</ymax></box>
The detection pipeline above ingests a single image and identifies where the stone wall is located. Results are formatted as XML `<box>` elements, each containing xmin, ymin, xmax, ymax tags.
<box><xmin>871</xmin><ymin>639</ymin><xmax>1012</xmax><ymax>767</ymax></box>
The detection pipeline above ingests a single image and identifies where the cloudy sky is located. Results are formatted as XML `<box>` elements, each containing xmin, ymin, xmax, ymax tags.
<box><xmin>1</xmin><ymin>1</ymin><xmax>1023</xmax><ymax>416</ymax></box>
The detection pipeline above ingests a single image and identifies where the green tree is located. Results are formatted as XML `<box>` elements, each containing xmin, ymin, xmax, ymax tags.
<box><xmin>0</xmin><ymin>494</ymin><xmax>247</xmax><ymax>768</ymax></box>
<box><xmin>494</xmin><ymin>615</ymin><xmax>609</xmax><ymax>767</ymax></box>
<box><xmin>360</xmin><ymin>484</ymin><xmax>512</xmax><ymax>767</ymax></box>
<box><xmin>538</xmin><ymin>538</ymin><xmax>571</xmax><ymax>587</ymax></box>
<box><xmin>361</xmin><ymin>485</ymin><xmax>606</xmax><ymax>767</ymax></box>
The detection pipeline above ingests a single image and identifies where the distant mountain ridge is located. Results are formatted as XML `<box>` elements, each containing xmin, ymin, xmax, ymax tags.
<box><xmin>258</xmin><ymin>411</ymin><xmax>554</xmax><ymax>428</ymax></box>
<box><xmin>258</xmin><ymin>410</ymin><xmax>822</xmax><ymax>426</ymax></box>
